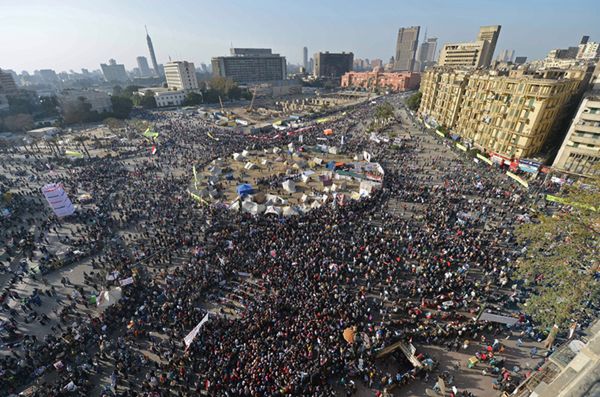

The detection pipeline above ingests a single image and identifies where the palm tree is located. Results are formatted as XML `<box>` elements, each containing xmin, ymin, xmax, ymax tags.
<box><xmin>73</xmin><ymin>136</ymin><xmax>91</xmax><ymax>159</ymax></box>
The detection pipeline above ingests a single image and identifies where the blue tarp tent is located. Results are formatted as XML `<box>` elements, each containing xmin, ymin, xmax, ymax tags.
<box><xmin>236</xmin><ymin>184</ymin><xmax>254</xmax><ymax>196</ymax></box>
<box><xmin>326</xmin><ymin>161</ymin><xmax>336</xmax><ymax>170</ymax></box>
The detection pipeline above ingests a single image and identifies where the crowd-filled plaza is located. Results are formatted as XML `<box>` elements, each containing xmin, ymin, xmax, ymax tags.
<box><xmin>0</xmin><ymin>94</ymin><xmax>589</xmax><ymax>397</ymax></box>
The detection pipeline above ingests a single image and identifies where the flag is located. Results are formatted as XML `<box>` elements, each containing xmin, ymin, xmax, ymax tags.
<box><xmin>151</xmin><ymin>146</ymin><xmax>157</xmax><ymax>155</ymax></box>
<box><xmin>184</xmin><ymin>313</ymin><xmax>210</xmax><ymax>347</ymax></box>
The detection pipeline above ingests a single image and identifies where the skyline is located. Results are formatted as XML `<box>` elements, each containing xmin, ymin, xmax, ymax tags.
<box><xmin>1</xmin><ymin>0</ymin><xmax>599</xmax><ymax>73</ymax></box>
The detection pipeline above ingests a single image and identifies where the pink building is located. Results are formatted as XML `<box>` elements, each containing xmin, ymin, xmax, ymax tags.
<box><xmin>341</xmin><ymin>68</ymin><xmax>420</xmax><ymax>92</ymax></box>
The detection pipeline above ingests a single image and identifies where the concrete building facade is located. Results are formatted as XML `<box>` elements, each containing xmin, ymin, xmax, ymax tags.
<box><xmin>100</xmin><ymin>59</ymin><xmax>129</xmax><ymax>83</ymax></box>
<box><xmin>313</xmin><ymin>52</ymin><xmax>353</xmax><ymax>78</ymax></box>
<box><xmin>341</xmin><ymin>70</ymin><xmax>421</xmax><ymax>92</ymax></box>
<box><xmin>394</xmin><ymin>26</ymin><xmax>420</xmax><ymax>71</ymax></box>
<box><xmin>212</xmin><ymin>48</ymin><xmax>287</xmax><ymax>84</ymax></box>
<box><xmin>553</xmin><ymin>95</ymin><xmax>600</xmax><ymax>176</ymax></box>
<box><xmin>136</xmin><ymin>56</ymin><xmax>152</xmax><ymax>77</ymax></box>
<box><xmin>419</xmin><ymin>67</ymin><xmax>587</xmax><ymax>159</ymax></box>
<box><xmin>438</xmin><ymin>41</ymin><xmax>489</xmax><ymax>68</ymax></box>
<box><xmin>164</xmin><ymin>61</ymin><xmax>198</xmax><ymax>91</ymax></box>
<box><xmin>438</xmin><ymin>25</ymin><xmax>500</xmax><ymax>69</ymax></box>
<box><xmin>476</xmin><ymin>25</ymin><xmax>501</xmax><ymax>67</ymax></box>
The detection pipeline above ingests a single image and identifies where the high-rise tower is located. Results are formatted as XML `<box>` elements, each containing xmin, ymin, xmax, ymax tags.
<box><xmin>394</xmin><ymin>26</ymin><xmax>420</xmax><ymax>71</ymax></box>
<box><xmin>146</xmin><ymin>25</ymin><xmax>160</xmax><ymax>77</ymax></box>
<box><xmin>303</xmin><ymin>47</ymin><xmax>308</xmax><ymax>70</ymax></box>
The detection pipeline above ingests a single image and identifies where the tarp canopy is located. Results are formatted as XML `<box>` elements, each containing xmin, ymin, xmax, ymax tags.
<box><xmin>236</xmin><ymin>184</ymin><xmax>254</xmax><ymax>196</ymax></box>
<box><xmin>326</xmin><ymin>161</ymin><xmax>336</xmax><ymax>170</ymax></box>
<box><xmin>324</xmin><ymin>128</ymin><xmax>333</xmax><ymax>135</ymax></box>
<box><xmin>343</xmin><ymin>327</ymin><xmax>356</xmax><ymax>344</ymax></box>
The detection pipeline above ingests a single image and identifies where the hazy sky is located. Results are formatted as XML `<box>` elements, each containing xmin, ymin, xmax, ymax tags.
<box><xmin>1</xmin><ymin>0</ymin><xmax>599</xmax><ymax>73</ymax></box>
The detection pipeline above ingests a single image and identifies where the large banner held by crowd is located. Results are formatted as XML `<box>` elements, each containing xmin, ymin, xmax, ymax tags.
<box><xmin>41</xmin><ymin>183</ymin><xmax>75</xmax><ymax>218</ymax></box>
<box><xmin>184</xmin><ymin>313</ymin><xmax>210</xmax><ymax>347</ymax></box>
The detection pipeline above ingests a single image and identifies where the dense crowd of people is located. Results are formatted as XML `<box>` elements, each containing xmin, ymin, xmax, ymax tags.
<box><xmin>0</xmin><ymin>96</ymin><xmax>571</xmax><ymax>396</ymax></box>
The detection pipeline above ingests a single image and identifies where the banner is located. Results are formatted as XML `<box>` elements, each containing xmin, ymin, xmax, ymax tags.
<box><xmin>476</xmin><ymin>153</ymin><xmax>493</xmax><ymax>165</ymax></box>
<box><xmin>436</xmin><ymin>130</ymin><xmax>445</xmax><ymax>137</ymax></box>
<box><xmin>506</xmin><ymin>171</ymin><xmax>529</xmax><ymax>188</ymax></box>
<box><xmin>546</xmin><ymin>194</ymin><xmax>597</xmax><ymax>211</ymax></box>
<box><xmin>455</xmin><ymin>143</ymin><xmax>467</xmax><ymax>152</ymax></box>
<box><xmin>41</xmin><ymin>183</ymin><xmax>75</xmax><ymax>217</ymax></box>
<box><xmin>184</xmin><ymin>313</ymin><xmax>210</xmax><ymax>347</ymax></box>
<box><xmin>65</xmin><ymin>150</ymin><xmax>83</xmax><ymax>157</ymax></box>
<box><xmin>143</xmin><ymin>128</ymin><xmax>159</xmax><ymax>138</ymax></box>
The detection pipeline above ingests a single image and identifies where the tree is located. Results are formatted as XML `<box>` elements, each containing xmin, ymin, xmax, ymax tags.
<box><xmin>374</xmin><ymin>102</ymin><xmax>394</xmax><ymax>120</ymax></box>
<box><xmin>39</xmin><ymin>96</ymin><xmax>59</xmax><ymax>117</ymax></box>
<box><xmin>73</xmin><ymin>135</ymin><xmax>91</xmax><ymax>159</ymax></box>
<box><xmin>406</xmin><ymin>92</ymin><xmax>422</xmax><ymax>111</ymax></box>
<box><xmin>110</xmin><ymin>96</ymin><xmax>133</xmax><ymax>118</ymax></box>
<box><xmin>183</xmin><ymin>92</ymin><xmax>203</xmax><ymax>106</ymax></box>
<box><xmin>134</xmin><ymin>91</ymin><xmax>157</xmax><ymax>109</ymax></box>
<box><xmin>62</xmin><ymin>97</ymin><xmax>93</xmax><ymax>124</ymax></box>
<box><xmin>112</xmin><ymin>85</ymin><xmax>124</xmax><ymax>97</ymax></box>
<box><xmin>3</xmin><ymin>113</ymin><xmax>34</xmax><ymax>131</ymax></box>
<box><xmin>516</xmin><ymin>172</ymin><xmax>600</xmax><ymax>330</ymax></box>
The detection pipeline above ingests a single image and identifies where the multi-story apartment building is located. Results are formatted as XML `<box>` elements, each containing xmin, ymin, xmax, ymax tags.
<box><xmin>419</xmin><ymin>67</ymin><xmax>470</xmax><ymax>128</ymax></box>
<box><xmin>419</xmin><ymin>67</ymin><xmax>589</xmax><ymax>159</ymax></box>
<box><xmin>552</xmin><ymin>95</ymin><xmax>600</xmax><ymax>175</ymax></box>
<box><xmin>164</xmin><ymin>61</ymin><xmax>198</xmax><ymax>91</ymax></box>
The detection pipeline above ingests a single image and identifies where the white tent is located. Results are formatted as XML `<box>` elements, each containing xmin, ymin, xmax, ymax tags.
<box><xmin>310</xmin><ymin>201</ymin><xmax>321</xmax><ymax>209</ymax></box>
<box><xmin>265</xmin><ymin>205</ymin><xmax>282</xmax><ymax>216</ymax></box>
<box><xmin>242</xmin><ymin>201</ymin><xmax>265</xmax><ymax>215</ymax></box>
<box><xmin>301</xmin><ymin>194</ymin><xmax>309</xmax><ymax>203</ymax></box>
<box><xmin>282</xmin><ymin>206</ymin><xmax>299</xmax><ymax>217</ymax></box>
<box><xmin>282</xmin><ymin>180</ymin><xmax>296</xmax><ymax>193</ymax></box>
<box><xmin>313</xmin><ymin>157</ymin><xmax>323</xmax><ymax>165</ymax></box>
<box><xmin>242</xmin><ymin>150</ymin><xmax>250</xmax><ymax>157</ymax></box>
<box><xmin>97</xmin><ymin>287</ymin><xmax>122</xmax><ymax>311</ymax></box>
<box><xmin>244</xmin><ymin>162</ymin><xmax>256</xmax><ymax>170</ymax></box>
<box><xmin>328</xmin><ymin>146</ymin><xmax>339</xmax><ymax>154</ymax></box>
<box><xmin>266</xmin><ymin>194</ymin><xmax>287</xmax><ymax>205</ymax></box>
<box><xmin>229</xmin><ymin>201</ymin><xmax>241</xmax><ymax>211</ymax></box>
<box><xmin>273</xmin><ymin>147</ymin><xmax>282</xmax><ymax>154</ymax></box>
<box><xmin>233</xmin><ymin>153</ymin><xmax>244</xmax><ymax>161</ymax></box>
<box><xmin>261</xmin><ymin>159</ymin><xmax>269</xmax><ymax>165</ymax></box>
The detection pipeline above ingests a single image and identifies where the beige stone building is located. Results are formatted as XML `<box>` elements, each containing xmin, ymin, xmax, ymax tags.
<box><xmin>553</xmin><ymin>95</ymin><xmax>600</xmax><ymax>175</ymax></box>
<box><xmin>419</xmin><ymin>67</ymin><xmax>589</xmax><ymax>159</ymax></box>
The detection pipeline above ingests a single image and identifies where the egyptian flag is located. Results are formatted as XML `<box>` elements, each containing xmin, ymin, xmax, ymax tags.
<box><xmin>151</xmin><ymin>145</ymin><xmax>157</xmax><ymax>155</ymax></box>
